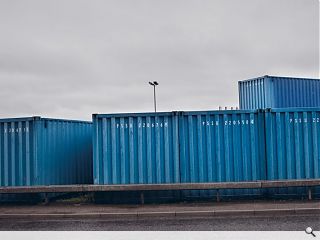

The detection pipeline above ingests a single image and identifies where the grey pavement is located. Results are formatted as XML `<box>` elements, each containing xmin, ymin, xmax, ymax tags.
<box><xmin>0</xmin><ymin>200</ymin><xmax>319</xmax><ymax>230</ymax></box>
<box><xmin>0</xmin><ymin>214</ymin><xmax>319</xmax><ymax>231</ymax></box>
<box><xmin>0</xmin><ymin>199</ymin><xmax>319</xmax><ymax>215</ymax></box>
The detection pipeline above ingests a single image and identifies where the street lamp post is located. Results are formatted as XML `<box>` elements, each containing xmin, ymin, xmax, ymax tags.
<box><xmin>149</xmin><ymin>81</ymin><xmax>159</xmax><ymax>112</ymax></box>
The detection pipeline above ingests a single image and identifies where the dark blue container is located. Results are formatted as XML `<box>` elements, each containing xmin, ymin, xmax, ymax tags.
<box><xmin>0</xmin><ymin>117</ymin><xmax>92</xmax><ymax>186</ymax></box>
<box><xmin>238</xmin><ymin>75</ymin><xmax>320</xmax><ymax>110</ymax></box>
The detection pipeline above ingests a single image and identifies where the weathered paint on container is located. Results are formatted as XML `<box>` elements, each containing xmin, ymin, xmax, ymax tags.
<box><xmin>264</xmin><ymin>108</ymin><xmax>320</xmax><ymax>180</ymax></box>
<box><xmin>0</xmin><ymin>117</ymin><xmax>92</xmax><ymax>186</ymax></box>
<box><xmin>93</xmin><ymin>112</ymin><xmax>180</xmax><ymax>184</ymax></box>
<box><xmin>239</xmin><ymin>76</ymin><xmax>320</xmax><ymax>110</ymax></box>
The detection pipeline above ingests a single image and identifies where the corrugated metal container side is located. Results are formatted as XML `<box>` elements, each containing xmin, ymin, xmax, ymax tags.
<box><xmin>265</xmin><ymin>108</ymin><xmax>320</xmax><ymax>180</ymax></box>
<box><xmin>179</xmin><ymin>110</ymin><xmax>266</xmax><ymax>198</ymax></box>
<box><xmin>0</xmin><ymin>117</ymin><xmax>92</xmax><ymax>187</ymax></box>
<box><xmin>179</xmin><ymin>110</ymin><xmax>266</xmax><ymax>183</ymax></box>
<box><xmin>239</xmin><ymin>76</ymin><xmax>320</xmax><ymax>110</ymax></box>
<box><xmin>93</xmin><ymin>112</ymin><xmax>180</xmax><ymax>185</ymax></box>
<box><xmin>93</xmin><ymin>108</ymin><xmax>320</xmax><ymax>201</ymax></box>
<box><xmin>36</xmin><ymin>118</ymin><xmax>93</xmax><ymax>185</ymax></box>
<box><xmin>264</xmin><ymin>108</ymin><xmax>320</xmax><ymax>197</ymax></box>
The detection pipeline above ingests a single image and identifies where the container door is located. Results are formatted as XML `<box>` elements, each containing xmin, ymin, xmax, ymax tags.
<box><xmin>93</xmin><ymin>112</ymin><xmax>180</xmax><ymax>185</ymax></box>
<box><xmin>179</xmin><ymin>110</ymin><xmax>266</xmax><ymax>183</ymax></box>
<box><xmin>264</xmin><ymin>108</ymin><xmax>320</xmax><ymax>180</ymax></box>
<box><xmin>0</xmin><ymin>118</ymin><xmax>35</xmax><ymax>186</ymax></box>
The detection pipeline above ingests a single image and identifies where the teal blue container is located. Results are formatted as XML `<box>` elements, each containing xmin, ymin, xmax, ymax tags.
<box><xmin>93</xmin><ymin>112</ymin><xmax>180</xmax><ymax>184</ymax></box>
<box><xmin>93</xmin><ymin>108</ymin><xmax>320</xmax><ymax>201</ymax></box>
<box><xmin>0</xmin><ymin>117</ymin><xmax>92</xmax><ymax>186</ymax></box>
<box><xmin>265</xmin><ymin>108</ymin><xmax>320</xmax><ymax>180</ymax></box>
<box><xmin>179</xmin><ymin>110</ymin><xmax>266</xmax><ymax>183</ymax></box>
<box><xmin>239</xmin><ymin>76</ymin><xmax>320</xmax><ymax>110</ymax></box>
<box><xmin>264</xmin><ymin>108</ymin><xmax>320</xmax><ymax>198</ymax></box>
<box><xmin>93</xmin><ymin>110</ymin><xmax>267</xmax><ymax>199</ymax></box>
<box><xmin>178</xmin><ymin>110</ymin><xmax>266</xmax><ymax>199</ymax></box>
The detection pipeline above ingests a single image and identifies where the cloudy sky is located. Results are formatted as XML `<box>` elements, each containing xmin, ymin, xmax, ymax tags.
<box><xmin>0</xmin><ymin>0</ymin><xmax>318</xmax><ymax>120</ymax></box>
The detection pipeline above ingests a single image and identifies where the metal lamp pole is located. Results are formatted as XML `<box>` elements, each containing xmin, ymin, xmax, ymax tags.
<box><xmin>149</xmin><ymin>81</ymin><xmax>159</xmax><ymax>112</ymax></box>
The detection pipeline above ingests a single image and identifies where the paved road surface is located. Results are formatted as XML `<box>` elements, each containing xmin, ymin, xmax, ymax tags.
<box><xmin>0</xmin><ymin>214</ymin><xmax>319</xmax><ymax>231</ymax></box>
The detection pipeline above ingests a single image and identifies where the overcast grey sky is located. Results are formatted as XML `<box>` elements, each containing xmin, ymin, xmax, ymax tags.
<box><xmin>0</xmin><ymin>0</ymin><xmax>318</xmax><ymax>120</ymax></box>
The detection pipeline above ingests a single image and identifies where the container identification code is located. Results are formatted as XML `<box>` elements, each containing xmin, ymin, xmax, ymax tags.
<box><xmin>201</xmin><ymin>120</ymin><xmax>255</xmax><ymax>126</ymax></box>
<box><xmin>289</xmin><ymin>118</ymin><xmax>320</xmax><ymax>123</ymax></box>
<box><xmin>116</xmin><ymin>122</ymin><xmax>169</xmax><ymax>129</ymax></box>
<box><xmin>3</xmin><ymin>127</ymin><xmax>29</xmax><ymax>134</ymax></box>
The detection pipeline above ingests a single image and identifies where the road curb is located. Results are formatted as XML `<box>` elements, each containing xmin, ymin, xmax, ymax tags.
<box><xmin>0</xmin><ymin>207</ymin><xmax>319</xmax><ymax>219</ymax></box>
<box><xmin>214</xmin><ymin>209</ymin><xmax>254</xmax><ymax>216</ymax></box>
<box><xmin>175</xmin><ymin>210</ymin><xmax>214</xmax><ymax>217</ymax></box>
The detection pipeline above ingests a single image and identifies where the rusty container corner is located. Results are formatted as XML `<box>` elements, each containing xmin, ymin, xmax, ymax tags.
<box><xmin>0</xmin><ymin>116</ymin><xmax>93</xmax><ymax>187</ymax></box>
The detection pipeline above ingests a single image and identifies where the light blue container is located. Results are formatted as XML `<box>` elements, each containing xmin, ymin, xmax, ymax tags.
<box><xmin>93</xmin><ymin>112</ymin><xmax>180</xmax><ymax>184</ymax></box>
<box><xmin>0</xmin><ymin>117</ymin><xmax>92</xmax><ymax>186</ymax></box>
<box><xmin>265</xmin><ymin>108</ymin><xmax>320</xmax><ymax>180</ymax></box>
<box><xmin>179</xmin><ymin>110</ymin><xmax>266</xmax><ymax>183</ymax></box>
<box><xmin>264</xmin><ymin>108</ymin><xmax>320</xmax><ymax>198</ymax></box>
<box><xmin>239</xmin><ymin>75</ymin><xmax>320</xmax><ymax>110</ymax></box>
<box><xmin>178</xmin><ymin>110</ymin><xmax>266</xmax><ymax>199</ymax></box>
<box><xmin>93</xmin><ymin>110</ymin><xmax>267</xmax><ymax>199</ymax></box>
<box><xmin>93</xmin><ymin>108</ymin><xmax>320</xmax><ymax>200</ymax></box>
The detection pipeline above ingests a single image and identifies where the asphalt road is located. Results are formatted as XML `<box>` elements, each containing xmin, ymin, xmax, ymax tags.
<box><xmin>1</xmin><ymin>214</ymin><xmax>319</xmax><ymax>231</ymax></box>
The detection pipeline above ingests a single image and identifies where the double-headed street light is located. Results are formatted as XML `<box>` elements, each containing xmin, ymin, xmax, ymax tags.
<box><xmin>149</xmin><ymin>81</ymin><xmax>159</xmax><ymax>112</ymax></box>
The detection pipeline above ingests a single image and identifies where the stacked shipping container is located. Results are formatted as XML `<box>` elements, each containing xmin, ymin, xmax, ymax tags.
<box><xmin>238</xmin><ymin>75</ymin><xmax>320</xmax><ymax>110</ymax></box>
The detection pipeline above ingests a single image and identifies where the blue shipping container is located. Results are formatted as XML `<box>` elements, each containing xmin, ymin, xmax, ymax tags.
<box><xmin>93</xmin><ymin>112</ymin><xmax>180</xmax><ymax>184</ymax></box>
<box><xmin>93</xmin><ymin>108</ymin><xmax>320</xmax><ymax>199</ymax></box>
<box><xmin>179</xmin><ymin>110</ymin><xmax>266</xmax><ymax>183</ymax></box>
<box><xmin>238</xmin><ymin>75</ymin><xmax>320</xmax><ymax>110</ymax></box>
<box><xmin>0</xmin><ymin>117</ymin><xmax>92</xmax><ymax>186</ymax></box>
<box><xmin>93</xmin><ymin>110</ymin><xmax>266</xmax><ymax>185</ymax></box>
<box><xmin>178</xmin><ymin>110</ymin><xmax>266</xmax><ymax>199</ymax></box>
<box><xmin>265</xmin><ymin>108</ymin><xmax>320</xmax><ymax>180</ymax></box>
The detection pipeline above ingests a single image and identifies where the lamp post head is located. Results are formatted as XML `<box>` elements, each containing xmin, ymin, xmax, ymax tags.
<box><xmin>149</xmin><ymin>81</ymin><xmax>159</xmax><ymax>86</ymax></box>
